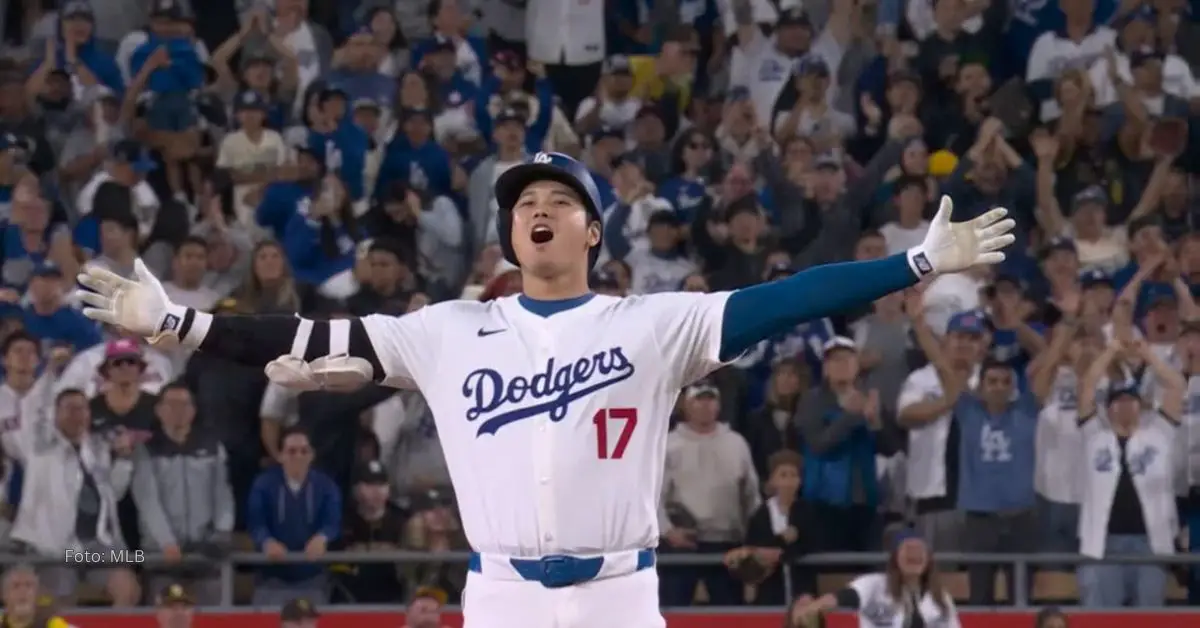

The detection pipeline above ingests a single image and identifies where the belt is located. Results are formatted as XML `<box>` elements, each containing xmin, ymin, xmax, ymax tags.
<box><xmin>467</xmin><ymin>548</ymin><xmax>656</xmax><ymax>588</ymax></box>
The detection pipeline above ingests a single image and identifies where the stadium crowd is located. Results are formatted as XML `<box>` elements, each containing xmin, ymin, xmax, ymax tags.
<box><xmin>0</xmin><ymin>0</ymin><xmax>1195</xmax><ymax>616</ymax></box>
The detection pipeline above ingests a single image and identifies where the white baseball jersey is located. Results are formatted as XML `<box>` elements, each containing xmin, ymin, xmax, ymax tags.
<box><xmin>1035</xmin><ymin>366</ymin><xmax>1085</xmax><ymax>505</ymax></box>
<box><xmin>0</xmin><ymin>373</ymin><xmax>57</xmax><ymax>461</ymax></box>
<box><xmin>360</xmin><ymin>291</ymin><xmax>731</xmax><ymax>556</ymax></box>
<box><xmin>845</xmin><ymin>572</ymin><xmax>962</xmax><ymax>628</ymax></box>
<box><xmin>1078</xmin><ymin>410</ymin><xmax>1178</xmax><ymax>559</ymax></box>
<box><xmin>896</xmin><ymin>364</ymin><xmax>979</xmax><ymax>500</ymax></box>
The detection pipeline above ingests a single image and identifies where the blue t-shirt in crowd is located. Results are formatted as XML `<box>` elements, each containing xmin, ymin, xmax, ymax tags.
<box><xmin>955</xmin><ymin>391</ymin><xmax>1039</xmax><ymax>512</ymax></box>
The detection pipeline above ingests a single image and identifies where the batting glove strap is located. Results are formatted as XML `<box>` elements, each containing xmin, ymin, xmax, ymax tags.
<box><xmin>906</xmin><ymin>246</ymin><xmax>938</xmax><ymax>279</ymax></box>
<box><xmin>150</xmin><ymin>304</ymin><xmax>213</xmax><ymax>350</ymax></box>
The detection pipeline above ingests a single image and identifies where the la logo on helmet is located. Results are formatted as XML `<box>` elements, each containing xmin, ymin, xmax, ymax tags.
<box><xmin>533</xmin><ymin>152</ymin><xmax>553</xmax><ymax>164</ymax></box>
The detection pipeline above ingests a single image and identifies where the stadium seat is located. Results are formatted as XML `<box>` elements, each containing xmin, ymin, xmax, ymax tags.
<box><xmin>941</xmin><ymin>572</ymin><xmax>969</xmax><ymax>601</ymax></box>
<box><xmin>1032</xmin><ymin>571</ymin><xmax>1077</xmax><ymax>603</ymax></box>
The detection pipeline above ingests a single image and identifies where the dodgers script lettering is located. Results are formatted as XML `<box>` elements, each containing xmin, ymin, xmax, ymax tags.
<box><xmin>462</xmin><ymin>348</ymin><xmax>636</xmax><ymax>436</ymax></box>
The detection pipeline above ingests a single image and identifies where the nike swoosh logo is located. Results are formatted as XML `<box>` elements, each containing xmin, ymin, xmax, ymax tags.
<box><xmin>477</xmin><ymin>328</ymin><xmax>506</xmax><ymax>337</ymax></box>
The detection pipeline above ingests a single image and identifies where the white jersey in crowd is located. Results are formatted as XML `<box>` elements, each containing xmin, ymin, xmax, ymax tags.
<box><xmin>624</xmin><ymin>247</ymin><xmax>697</xmax><ymax>295</ymax></box>
<box><xmin>359</xmin><ymin>290</ymin><xmax>730</xmax><ymax>555</ymax></box>
<box><xmin>1180</xmin><ymin>374</ymin><xmax>1200</xmax><ymax>493</ymax></box>
<box><xmin>525</xmin><ymin>0</ymin><xmax>605</xmax><ymax>66</ymax></box>
<box><xmin>730</xmin><ymin>29</ymin><xmax>844</xmax><ymax>130</ymax></box>
<box><xmin>845</xmin><ymin>572</ymin><xmax>962</xmax><ymax>628</ymax></box>
<box><xmin>1078</xmin><ymin>410</ymin><xmax>1178</xmax><ymax>559</ymax></box>
<box><xmin>1088</xmin><ymin>51</ymin><xmax>1200</xmax><ymax>108</ymax></box>
<box><xmin>896</xmin><ymin>364</ymin><xmax>979</xmax><ymax>500</ymax></box>
<box><xmin>1035</xmin><ymin>367</ymin><xmax>1086</xmax><ymax>505</ymax></box>
<box><xmin>0</xmin><ymin>373</ymin><xmax>57</xmax><ymax>462</ymax></box>
<box><xmin>1025</xmin><ymin>26</ymin><xmax>1116</xmax><ymax>120</ymax></box>
<box><xmin>54</xmin><ymin>343</ymin><xmax>174</xmax><ymax>398</ymax></box>
<box><xmin>215</xmin><ymin>128</ymin><xmax>288</xmax><ymax>230</ymax></box>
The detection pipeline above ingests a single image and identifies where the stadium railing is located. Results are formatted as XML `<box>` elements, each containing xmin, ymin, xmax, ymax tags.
<box><xmin>2</xmin><ymin>551</ymin><xmax>1199</xmax><ymax>608</ymax></box>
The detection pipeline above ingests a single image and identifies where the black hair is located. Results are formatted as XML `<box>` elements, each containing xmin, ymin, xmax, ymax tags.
<box><xmin>980</xmin><ymin>358</ymin><xmax>1014</xmax><ymax>378</ymax></box>
<box><xmin>859</xmin><ymin>229</ymin><xmax>885</xmax><ymax>241</ymax></box>
<box><xmin>1</xmin><ymin>331</ymin><xmax>37</xmax><ymax>357</ymax></box>
<box><xmin>312</xmin><ymin>177</ymin><xmax>362</xmax><ymax>259</ymax></box>
<box><xmin>893</xmin><ymin>174</ymin><xmax>927</xmax><ymax>196</ymax></box>
<box><xmin>55</xmin><ymin>388</ymin><xmax>87</xmax><ymax>407</ymax></box>
<box><xmin>158</xmin><ymin>378</ymin><xmax>192</xmax><ymax>397</ymax></box>
<box><xmin>175</xmin><ymin>235</ymin><xmax>209</xmax><ymax>254</ymax></box>
<box><xmin>278</xmin><ymin>425</ymin><xmax>311</xmax><ymax>451</ymax></box>
<box><xmin>669</xmin><ymin>127</ymin><xmax>718</xmax><ymax>177</ymax></box>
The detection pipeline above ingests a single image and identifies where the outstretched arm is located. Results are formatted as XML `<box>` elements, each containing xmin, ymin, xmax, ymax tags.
<box><xmin>75</xmin><ymin>261</ymin><xmax>433</xmax><ymax>389</ymax></box>
<box><xmin>719</xmin><ymin>196</ymin><xmax>1014</xmax><ymax>360</ymax></box>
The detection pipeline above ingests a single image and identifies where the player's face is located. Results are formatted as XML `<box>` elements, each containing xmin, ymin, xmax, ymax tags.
<box><xmin>510</xmin><ymin>180</ymin><xmax>600</xmax><ymax>279</ymax></box>
<box><xmin>3</xmin><ymin>339</ymin><xmax>38</xmax><ymax>376</ymax></box>
<box><xmin>1</xmin><ymin>570</ymin><xmax>37</xmax><ymax>616</ymax></box>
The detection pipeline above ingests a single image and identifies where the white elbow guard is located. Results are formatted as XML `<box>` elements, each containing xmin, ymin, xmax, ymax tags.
<box><xmin>263</xmin><ymin>318</ymin><xmax>375</xmax><ymax>392</ymax></box>
<box><xmin>265</xmin><ymin>354</ymin><xmax>374</xmax><ymax>392</ymax></box>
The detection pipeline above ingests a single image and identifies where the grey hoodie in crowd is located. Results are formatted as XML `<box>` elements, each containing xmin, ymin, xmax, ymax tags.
<box><xmin>131</xmin><ymin>429</ymin><xmax>236</xmax><ymax>552</ymax></box>
<box><xmin>658</xmin><ymin>422</ymin><xmax>761</xmax><ymax>543</ymax></box>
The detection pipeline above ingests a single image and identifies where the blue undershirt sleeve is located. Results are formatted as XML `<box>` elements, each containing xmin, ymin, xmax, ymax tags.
<box><xmin>719</xmin><ymin>253</ymin><xmax>919</xmax><ymax>361</ymax></box>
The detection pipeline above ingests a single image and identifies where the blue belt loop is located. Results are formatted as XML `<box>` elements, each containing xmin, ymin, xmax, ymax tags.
<box><xmin>467</xmin><ymin>549</ymin><xmax>656</xmax><ymax>588</ymax></box>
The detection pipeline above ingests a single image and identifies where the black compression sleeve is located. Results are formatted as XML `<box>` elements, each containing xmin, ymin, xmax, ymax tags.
<box><xmin>197</xmin><ymin>314</ymin><xmax>386</xmax><ymax>379</ymax></box>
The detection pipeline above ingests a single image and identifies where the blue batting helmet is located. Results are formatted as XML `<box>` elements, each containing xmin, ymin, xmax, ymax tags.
<box><xmin>493</xmin><ymin>151</ymin><xmax>604</xmax><ymax>269</ymax></box>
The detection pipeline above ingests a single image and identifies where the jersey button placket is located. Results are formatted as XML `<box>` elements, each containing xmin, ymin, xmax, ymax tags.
<box><xmin>533</xmin><ymin>330</ymin><xmax>557</xmax><ymax>548</ymax></box>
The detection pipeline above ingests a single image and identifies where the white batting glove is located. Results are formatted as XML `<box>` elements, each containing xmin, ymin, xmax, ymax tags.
<box><xmin>75</xmin><ymin>259</ymin><xmax>189</xmax><ymax>347</ymax></box>
<box><xmin>906</xmin><ymin>195</ymin><xmax>1016</xmax><ymax>277</ymax></box>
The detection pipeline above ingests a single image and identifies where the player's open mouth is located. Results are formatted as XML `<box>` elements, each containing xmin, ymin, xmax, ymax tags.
<box><xmin>531</xmin><ymin>225</ymin><xmax>554</xmax><ymax>244</ymax></box>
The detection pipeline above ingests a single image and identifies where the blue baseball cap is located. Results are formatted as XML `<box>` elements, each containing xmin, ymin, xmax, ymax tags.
<box><xmin>1106</xmin><ymin>380</ymin><xmax>1141</xmax><ymax>405</ymax></box>
<box><xmin>725</xmin><ymin>86</ymin><xmax>751</xmax><ymax>103</ymax></box>
<box><xmin>234</xmin><ymin>89</ymin><xmax>268</xmax><ymax>112</ymax></box>
<box><xmin>1072</xmin><ymin>185</ymin><xmax>1108</xmax><ymax>209</ymax></box>
<box><xmin>110</xmin><ymin>140</ymin><xmax>157</xmax><ymax>173</ymax></box>
<box><xmin>889</xmin><ymin>527</ymin><xmax>926</xmax><ymax>551</ymax></box>
<box><xmin>1080</xmin><ymin>268</ymin><xmax>1112</xmax><ymax>289</ymax></box>
<box><xmin>495</xmin><ymin>107</ymin><xmax>525</xmax><ymax>126</ymax></box>
<box><xmin>1040</xmin><ymin>236</ymin><xmax>1077</xmax><ymax>259</ymax></box>
<box><xmin>946</xmin><ymin>310</ymin><xmax>988</xmax><ymax>335</ymax></box>
<box><xmin>494</xmin><ymin>151</ymin><xmax>606</xmax><ymax>268</ymax></box>
<box><xmin>31</xmin><ymin>262</ymin><xmax>62</xmax><ymax>278</ymax></box>
<box><xmin>794</xmin><ymin>55</ymin><xmax>829</xmax><ymax>77</ymax></box>
<box><xmin>61</xmin><ymin>0</ymin><xmax>94</xmax><ymax>19</ymax></box>
<box><xmin>590</xmin><ymin>125</ymin><xmax>623</xmax><ymax>143</ymax></box>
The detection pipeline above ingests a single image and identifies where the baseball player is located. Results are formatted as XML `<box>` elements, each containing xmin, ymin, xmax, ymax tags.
<box><xmin>75</xmin><ymin>152</ymin><xmax>1014</xmax><ymax>628</ymax></box>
